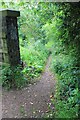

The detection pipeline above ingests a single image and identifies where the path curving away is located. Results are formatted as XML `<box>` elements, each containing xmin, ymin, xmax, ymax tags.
<box><xmin>2</xmin><ymin>55</ymin><xmax>56</xmax><ymax>118</ymax></box>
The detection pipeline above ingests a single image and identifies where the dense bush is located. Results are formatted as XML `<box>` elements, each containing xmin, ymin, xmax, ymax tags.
<box><xmin>20</xmin><ymin>42</ymin><xmax>49</xmax><ymax>79</ymax></box>
<box><xmin>51</xmin><ymin>53</ymin><xmax>79</xmax><ymax>118</ymax></box>
<box><xmin>42</xmin><ymin>3</ymin><xmax>80</xmax><ymax>118</ymax></box>
<box><xmin>1</xmin><ymin>64</ymin><xmax>26</xmax><ymax>89</ymax></box>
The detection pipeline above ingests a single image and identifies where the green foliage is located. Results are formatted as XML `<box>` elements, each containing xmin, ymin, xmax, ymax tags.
<box><xmin>1</xmin><ymin>64</ymin><xmax>27</xmax><ymax>89</ymax></box>
<box><xmin>1</xmin><ymin>40</ymin><xmax>49</xmax><ymax>89</ymax></box>
<box><xmin>20</xmin><ymin>42</ymin><xmax>49</xmax><ymax>79</ymax></box>
<box><xmin>42</xmin><ymin>2</ymin><xmax>80</xmax><ymax>118</ymax></box>
<box><xmin>51</xmin><ymin>53</ymin><xmax>79</xmax><ymax>118</ymax></box>
<box><xmin>1</xmin><ymin>2</ymin><xmax>49</xmax><ymax>89</ymax></box>
<box><xmin>1</xmin><ymin>1</ymin><xmax>80</xmax><ymax>118</ymax></box>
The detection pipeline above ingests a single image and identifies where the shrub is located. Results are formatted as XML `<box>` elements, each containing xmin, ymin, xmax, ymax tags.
<box><xmin>1</xmin><ymin>64</ymin><xmax>27</xmax><ymax>89</ymax></box>
<box><xmin>20</xmin><ymin>42</ymin><xmax>49</xmax><ymax>80</ymax></box>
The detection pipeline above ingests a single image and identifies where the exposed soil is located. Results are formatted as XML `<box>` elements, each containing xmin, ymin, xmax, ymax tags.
<box><xmin>2</xmin><ymin>55</ymin><xmax>56</xmax><ymax>118</ymax></box>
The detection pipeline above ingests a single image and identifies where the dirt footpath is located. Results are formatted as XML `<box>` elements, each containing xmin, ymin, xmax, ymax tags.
<box><xmin>2</xmin><ymin>55</ymin><xmax>56</xmax><ymax>118</ymax></box>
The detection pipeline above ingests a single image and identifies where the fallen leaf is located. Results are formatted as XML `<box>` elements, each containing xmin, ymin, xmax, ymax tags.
<box><xmin>33</xmin><ymin>111</ymin><xmax>36</xmax><ymax>114</ymax></box>
<box><xmin>46</xmin><ymin>110</ymin><xmax>49</xmax><ymax>113</ymax></box>
<box><xmin>30</xmin><ymin>102</ymin><xmax>33</xmax><ymax>105</ymax></box>
<box><xmin>34</xmin><ymin>94</ymin><xmax>37</xmax><ymax>97</ymax></box>
<box><xmin>50</xmin><ymin>95</ymin><xmax>53</xmax><ymax>98</ymax></box>
<box><xmin>49</xmin><ymin>103</ymin><xmax>51</xmax><ymax>105</ymax></box>
<box><xmin>39</xmin><ymin>110</ymin><xmax>40</xmax><ymax>112</ymax></box>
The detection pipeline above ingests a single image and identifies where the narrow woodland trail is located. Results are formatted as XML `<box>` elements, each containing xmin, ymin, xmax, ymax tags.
<box><xmin>2</xmin><ymin>55</ymin><xmax>56</xmax><ymax>118</ymax></box>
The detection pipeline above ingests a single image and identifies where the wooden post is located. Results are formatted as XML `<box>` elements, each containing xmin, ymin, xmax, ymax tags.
<box><xmin>0</xmin><ymin>9</ymin><xmax>21</xmax><ymax>66</ymax></box>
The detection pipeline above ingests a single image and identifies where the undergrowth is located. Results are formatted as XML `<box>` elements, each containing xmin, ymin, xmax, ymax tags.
<box><xmin>1</xmin><ymin>42</ymin><xmax>49</xmax><ymax>89</ymax></box>
<box><xmin>51</xmin><ymin>52</ymin><xmax>79</xmax><ymax>118</ymax></box>
<box><xmin>42</xmin><ymin>3</ymin><xmax>80</xmax><ymax>118</ymax></box>
<box><xmin>20</xmin><ymin>42</ymin><xmax>49</xmax><ymax>79</ymax></box>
